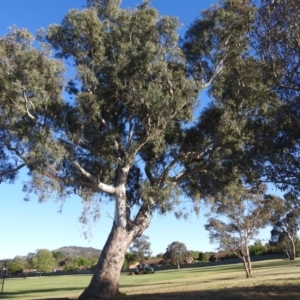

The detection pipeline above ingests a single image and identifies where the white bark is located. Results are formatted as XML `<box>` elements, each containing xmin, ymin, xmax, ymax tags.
<box><xmin>114</xmin><ymin>187</ymin><xmax>127</xmax><ymax>227</ymax></box>
<box><xmin>114</xmin><ymin>165</ymin><xmax>130</xmax><ymax>228</ymax></box>
<box><xmin>70</xmin><ymin>159</ymin><xmax>116</xmax><ymax>194</ymax></box>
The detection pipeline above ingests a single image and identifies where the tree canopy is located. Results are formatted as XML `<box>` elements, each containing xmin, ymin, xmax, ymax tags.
<box><xmin>268</xmin><ymin>194</ymin><xmax>300</xmax><ymax>260</ymax></box>
<box><xmin>205</xmin><ymin>184</ymin><xmax>275</xmax><ymax>278</ymax></box>
<box><xmin>1</xmin><ymin>0</ymin><xmax>300</xmax><ymax>298</ymax></box>
<box><xmin>163</xmin><ymin>241</ymin><xmax>190</xmax><ymax>269</ymax></box>
<box><xmin>32</xmin><ymin>249</ymin><xmax>55</xmax><ymax>273</ymax></box>
<box><xmin>129</xmin><ymin>235</ymin><xmax>152</xmax><ymax>263</ymax></box>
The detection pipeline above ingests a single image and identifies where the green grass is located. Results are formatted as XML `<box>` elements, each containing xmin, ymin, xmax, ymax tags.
<box><xmin>2</xmin><ymin>259</ymin><xmax>300</xmax><ymax>299</ymax></box>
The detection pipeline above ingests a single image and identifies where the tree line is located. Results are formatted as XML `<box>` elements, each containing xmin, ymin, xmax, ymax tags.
<box><xmin>1</xmin><ymin>0</ymin><xmax>300</xmax><ymax>298</ymax></box>
<box><xmin>7</xmin><ymin>227</ymin><xmax>299</xmax><ymax>277</ymax></box>
<box><xmin>6</xmin><ymin>249</ymin><xmax>98</xmax><ymax>274</ymax></box>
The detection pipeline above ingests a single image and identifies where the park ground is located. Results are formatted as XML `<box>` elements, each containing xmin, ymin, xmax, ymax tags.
<box><xmin>2</xmin><ymin>259</ymin><xmax>300</xmax><ymax>300</ymax></box>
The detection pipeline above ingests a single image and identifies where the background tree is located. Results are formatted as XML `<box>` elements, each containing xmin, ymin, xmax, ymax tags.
<box><xmin>129</xmin><ymin>235</ymin><xmax>152</xmax><ymax>264</ymax></box>
<box><xmin>155</xmin><ymin>253</ymin><xmax>164</xmax><ymax>258</ymax></box>
<box><xmin>25</xmin><ymin>252</ymin><xmax>36</xmax><ymax>268</ymax></box>
<box><xmin>163</xmin><ymin>241</ymin><xmax>190</xmax><ymax>269</ymax></box>
<box><xmin>75</xmin><ymin>256</ymin><xmax>92</xmax><ymax>267</ymax></box>
<box><xmin>52</xmin><ymin>251</ymin><xmax>64</xmax><ymax>266</ymax></box>
<box><xmin>32</xmin><ymin>249</ymin><xmax>55</xmax><ymax>273</ymax></box>
<box><xmin>244</xmin><ymin>0</ymin><xmax>300</xmax><ymax>194</ymax></box>
<box><xmin>249</xmin><ymin>240</ymin><xmax>268</xmax><ymax>256</ymax></box>
<box><xmin>64</xmin><ymin>260</ymin><xmax>79</xmax><ymax>271</ymax></box>
<box><xmin>7</xmin><ymin>259</ymin><xmax>23</xmax><ymax>274</ymax></box>
<box><xmin>198</xmin><ymin>252</ymin><xmax>209</xmax><ymax>262</ymax></box>
<box><xmin>122</xmin><ymin>253</ymin><xmax>137</xmax><ymax>270</ymax></box>
<box><xmin>268</xmin><ymin>194</ymin><xmax>300</xmax><ymax>260</ymax></box>
<box><xmin>190</xmin><ymin>250</ymin><xmax>200</xmax><ymax>261</ymax></box>
<box><xmin>183</xmin><ymin>0</ymin><xmax>300</xmax><ymax>198</ymax></box>
<box><xmin>205</xmin><ymin>184</ymin><xmax>274</xmax><ymax>278</ymax></box>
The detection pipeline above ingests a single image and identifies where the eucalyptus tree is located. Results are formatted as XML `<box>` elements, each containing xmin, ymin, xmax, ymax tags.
<box><xmin>129</xmin><ymin>235</ymin><xmax>152</xmax><ymax>263</ymax></box>
<box><xmin>183</xmin><ymin>0</ymin><xmax>300</xmax><ymax>195</ymax></box>
<box><xmin>0</xmin><ymin>1</ymin><xmax>245</xmax><ymax>298</ymax></box>
<box><xmin>0</xmin><ymin>0</ymin><xmax>288</xmax><ymax>298</ymax></box>
<box><xmin>163</xmin><ymin>241</ymin><xmax>190</xmax><ymax>269</ymax></box>
<box><xmin>205</xmin><ymin>185</ymin><xmax>274</xmax><ymax>278</ymax></box>
<box><xmin>32</xmin><ymin>249</ymin><xmax>55</xmax><ymax>274</ymax></box>
<box><xmin>245</xmin><ymin>0</ymin><xmax>300</xmax><ymax>193</ymax></box>
<box><xmin>268</xmin><ymin>194</ymin><xmax>300</xmax><ymax>260</ymax></box>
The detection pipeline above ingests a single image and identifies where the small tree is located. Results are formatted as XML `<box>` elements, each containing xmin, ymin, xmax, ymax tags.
<box><xmin>52</xmin><ymin>251</ymin><xmax>64</xmax><ymax>265</ymax></box>
<box><xmin>64</xmin><ymin>261</ymin><xmax>79</xmax><ymax>271</ymax></box>
<box><xmin>163</xmin><ymin>241</ymin><xmax>189</xmax><ymax>269</ymax></box>
<box><xmin>74</xmin><ymin>256</ymin><xmax>91</xmax><ymax>267</ymax></box>
<box><xmin>268</xmin><ymin>194</ymin><xmax>300</xmax><ymax>260</ymax></box>
<box><xmin>205</xmin><ymin>185</ymin><xmax>273</xmax><ymax>278</ymax></box>
<box><xmin>123</xmin><ymin>253</ymin><xmax>136</xmax><ymax>270</ymax></box>
<box><xmin>249</xmin><ymin>240</ymin><xmax>267</xmax><ymax>256</ymax></box>
<box><xmin>190</xmin><ymin>250</ymin><xmax>200</xmax><ymax>261</ymax></box>
<box><xmin>7</xmin><ymin>260</ymin><xmax>23</xmax><ymax>274</ymax></box>
<box><xmin>198</xmin><ymin>252</ymin><xmax>209</xmax><ymax>262</ymax></box>
<box><xmin>129</xmin><ymin>235</ymin><xmax>152</xmax><ymax>264</ymax></box>
<box><xmin>155</xmin><ymin>253</ymin><xmax>164</xmax><ymax>258</ymax></box>
<box><xmin>32</xmin><ymin>249</ymin><xmax>55</xmax><ymax>273</ymax></box>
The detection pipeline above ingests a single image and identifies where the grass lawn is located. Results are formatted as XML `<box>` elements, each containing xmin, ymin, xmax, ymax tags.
<box><xmin>2</xmin><ymin>259</ymin><xmax>300</xmax><ymax>299</ymax></box>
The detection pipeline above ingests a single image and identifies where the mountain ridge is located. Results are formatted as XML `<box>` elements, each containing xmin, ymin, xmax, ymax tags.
<box><xmin>53</xmin><ymin>246</ymin><xmax>101</xmax><ymax>258</ymax></box>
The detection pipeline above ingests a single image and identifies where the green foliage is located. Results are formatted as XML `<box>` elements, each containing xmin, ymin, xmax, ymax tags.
<box><xmin>32</xmin><ymin>249</ymin><xmax>55</xmax><ymax>273</ymax></box>
<box><xmin>155</xmin><ymin>253</ymin><xmax>164</xmax><ymax>258</ymax></box>
<box><xmin>1</xmin><ymin>0</ymin><xmax>300</xmax><ymax>295</ymax></box>
<box><xmin>52</xmin><ymin>251</ymin><xmax>64</xmax><ymax>264</ymax></box>
<box><xmin>129</xmin><ymin>235</ymin><xmax>152</xmax><ymax>263</ymax></box>
<box><xmin>268</xmin><ymin>195</ymin><xmax>300</xmax><ymax>260</ymax></box>
<box><xmin>249</xmin><ymin>241</ymin><xmax>268</xmax><ymax>256</ymax></box>
<box><xmin>205</xmin><ymin>184</ymin><xmax>274</xmax><ymax>259</ymax></box>
<box><xmin>7</xmin><ymin>260</ymin><xmax>23</xmax><ymax>274</ymax></box>
<box><xmin>190</xmin><ymin>250</ymin><xmax>200</xmax><ymax>261</ymax></box>
<box><xmin>64</xmin><ymin>261</ymin><xmax>79</xmax><ymax>271</ymax></box>
<box><xmin>163</xmin><ymin>241</ymin><xmax>190</xmax><ymax>267</ymax></box>
<box><xmin>122</xmin><ymin>253</ymin><xmax>137</xmax><ymax>270</ymax></box>
<box><xmin>75</xmin><ymin>256</ymin><xmax>92</xmax><ymax>267</ymax></box>
<box><xmin>198</xmin><ymin>252</ymin><xmax>209</xmax><ymax>262</ymax></box>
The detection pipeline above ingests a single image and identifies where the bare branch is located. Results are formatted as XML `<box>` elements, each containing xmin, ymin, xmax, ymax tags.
<box><xmin>0</xmin><ymin>163</ymin><xmax>26</xmax><ymax>177</ymax></box>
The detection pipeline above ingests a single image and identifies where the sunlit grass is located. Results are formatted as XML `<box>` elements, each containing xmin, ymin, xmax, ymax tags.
<box><xmin>3</xmin><ymin>259</ymin><xmax>300</xmax><ymax>299</ymax></box>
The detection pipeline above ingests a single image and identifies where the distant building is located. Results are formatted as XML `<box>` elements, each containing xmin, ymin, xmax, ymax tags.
<box><xmin>209</xmin><ymin>252</ymin><xmax>227</xmax><ymax>262</ymax></box>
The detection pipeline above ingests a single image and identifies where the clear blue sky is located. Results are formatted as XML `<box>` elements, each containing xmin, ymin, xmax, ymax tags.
<box><xmin>0</xmin><ymin>0</ymin><xmax>275</xmax><ymax>260</ymax></box>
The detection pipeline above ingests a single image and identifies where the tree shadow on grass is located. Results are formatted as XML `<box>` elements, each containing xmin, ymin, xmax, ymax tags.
<box><xmin>31</xmin><ymin>283</ymin><xmax>300</xmax><ymax>300</ymax></box>
<box><xmin>2</xmin><ymin>287</ymin><xmax>81</xmax><ymax>299</ymax></box>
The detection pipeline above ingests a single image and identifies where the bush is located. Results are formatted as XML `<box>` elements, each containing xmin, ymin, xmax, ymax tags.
<box><xmin>198</xmin><ymin>252</ymin><xmax>209</xmax><ymax>262</ymax></box>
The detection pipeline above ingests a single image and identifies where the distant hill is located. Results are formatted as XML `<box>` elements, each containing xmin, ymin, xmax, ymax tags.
<box><xmin>53</xmin><ymin>246</ymin><xmax>101</xmax><ymax>258</ymax></box>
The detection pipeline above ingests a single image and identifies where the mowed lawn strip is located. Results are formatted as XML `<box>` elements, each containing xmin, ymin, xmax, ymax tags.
<box><xmin>2</xmin><ymin>259</ymin><xmax>300</xmax><ymax>300</ymax></box>
<box><xmin>2</xmin><ymin>275</ymin><xmax>91</xmax><ymax>299</ymax></box>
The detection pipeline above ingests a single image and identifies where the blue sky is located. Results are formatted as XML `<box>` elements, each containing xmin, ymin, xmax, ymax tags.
<box><xmin>0</xmin><ymin>0</ymin><xmax>275</xmax><ymax>260</ymax></box>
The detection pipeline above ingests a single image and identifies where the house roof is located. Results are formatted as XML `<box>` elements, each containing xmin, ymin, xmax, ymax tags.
<box><xmin>212</xmin><ymin>252</ymin><xmax>227</xmax><ymax>258</ymax></box>
<box><xmin>144</xmin><ymin>258</ymin><xmax>164</xmax><ymax>265</ymax></box>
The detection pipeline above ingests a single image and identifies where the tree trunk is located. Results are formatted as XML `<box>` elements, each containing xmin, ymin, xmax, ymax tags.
<box><xmin>78</xmin><ymin>225</ymin><xmax>135</xmax><ymax>299</ymax></box>
<box><xmin>245</xmin><ymin>256</ymin><xmax>252</xmax><ymax>277</ymax></box>
<box><xmin>282</xmin><ymin>244</ymin><xmax>291</xmax><ymax>259</ymax></box>
<box><xmin>288</xmin><ymin>235</ymin><xmax>296</xmax><ymax>260</ymax></box>
<box><xmin>241</xmin><ymin>257</ymin><xmax>251</xmax><ymax>278</ymax></box>
<box><xmin>79</xmin><ymin>165</ymin><xmax>152</xmax><ymax>299</ymax></box>
<box><xmin>245</xmin><ymin>248</ymin><xmax>252</xmax><ymax>277</ymax></box>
